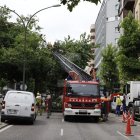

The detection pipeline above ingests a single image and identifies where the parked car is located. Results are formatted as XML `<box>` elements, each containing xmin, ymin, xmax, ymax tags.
<box><xmin>111</xmin><ymin>95</ymin><xmax>123</xmax><ymax>114</ymax></box>
<box><xmin>1</xmin><ymin>91</ymin><xmax>36</xmax><ymax>124</ymax></box>
<box><xmin>0</xmin><ymin>94</ymin><xmax>3</xmax><ymax>105</ymax></box>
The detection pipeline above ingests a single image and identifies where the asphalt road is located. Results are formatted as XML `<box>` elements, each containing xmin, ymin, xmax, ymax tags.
<box><xmin>1</xmin><ymin>113</ymin><xmax>140</xmax><ymax>140</ymax></box>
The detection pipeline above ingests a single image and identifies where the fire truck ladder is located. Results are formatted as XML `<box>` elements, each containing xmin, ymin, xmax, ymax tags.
<box><xmin>52</xmin><ymin>51</ymin><xmax>92</xmax><ymax>81</ymax></box>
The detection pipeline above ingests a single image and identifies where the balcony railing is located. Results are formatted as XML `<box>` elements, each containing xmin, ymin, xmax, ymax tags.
<box><xmin>124</xmin><ymin>0</ymin><xmax>135</xmax><ymax>10</ymax></box>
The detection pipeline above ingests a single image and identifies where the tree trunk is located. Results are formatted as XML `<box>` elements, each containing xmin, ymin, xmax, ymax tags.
<box><xmin>34</xmin><ymin>70</ymin><xmax>39</xmax><ymax>96</ymax></box>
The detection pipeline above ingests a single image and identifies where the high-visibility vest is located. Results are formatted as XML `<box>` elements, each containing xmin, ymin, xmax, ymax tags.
<box><xmin>117</xmin><ymin>98</ymin><xmax>121</xmax><ymax>105</ymax></box>
<box><xmin>101</xmin><ymin>98</ymin><xmax>109</xmax><ymax>101</ymax></box>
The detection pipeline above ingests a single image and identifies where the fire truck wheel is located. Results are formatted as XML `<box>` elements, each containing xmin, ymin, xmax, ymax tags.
<box><xmin>94</xmin><ymin>116</ymin><xmax>99</xmax><ymax>122</ymax></box>
<box><xmin>64</xmin><ymin>116</ymin><xmax>69</xmax><ymax>121</ymax></box>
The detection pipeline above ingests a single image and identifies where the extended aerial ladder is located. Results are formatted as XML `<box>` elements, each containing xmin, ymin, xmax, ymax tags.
<box><xmin>52</xmin><ymin>51</ymin><xmax>96</xmax><ymax>81</ymax></box>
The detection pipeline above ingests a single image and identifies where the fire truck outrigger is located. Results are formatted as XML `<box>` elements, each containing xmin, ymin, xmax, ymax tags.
<box><xmin>52</xmin><ymin>51</ymin><xmax>101</xmax><ymax>122</ymax></box>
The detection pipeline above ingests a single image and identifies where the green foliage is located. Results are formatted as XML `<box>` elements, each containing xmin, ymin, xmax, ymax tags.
<box><xmin>100</xmin><ymin>43</ymin><xmax>119</xmax><ymax>94</ymax></box>
<box><xmin>117</xmin><ymin>11</ymin><xmax>140</xmax><ymax>81</ymax></box>
<box><xmin>60</xmin><ymin>0</ymin><xmax>101</xmax><ymax>12</ymax></box>
<box><xmin>0</xmin><ymin>6</ymin><xmax>99</xmax><ymax>96</ymax></box>
<box><xmin>0</xmin><ymin>6</ymin><xmax>22</xmax><ymax>49</ymax></box>
<box><xmin>53</xmin><ymin>32</ymin><xmax>99</xmax><ymax>69</ymax></box>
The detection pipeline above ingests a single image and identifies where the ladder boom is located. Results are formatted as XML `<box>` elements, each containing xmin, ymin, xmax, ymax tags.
<box><xmin>52</xmin><ymin>51</ymin><xmax>92</xmax><ymax>81</ymax></box>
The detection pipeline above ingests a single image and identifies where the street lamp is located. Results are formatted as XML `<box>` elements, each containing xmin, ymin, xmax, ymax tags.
<box><xmin>0</xmin><ymin>4</ymin><xmax>61</xmax><ymax>90</ymax></box>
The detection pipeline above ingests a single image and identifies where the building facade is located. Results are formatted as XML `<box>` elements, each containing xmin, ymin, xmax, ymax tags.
<box><xmin>85</xmin><ymin>24</ymin><xmax>95</xmax><ymax>74</ymax></box>
<box><xmin>134</xmin><ymin>0</ymin><xmax>140</xmax><ymax>23</ymax></box>
<box><xmin>118</xmin><ymin>0</ymin><xmax>124</xmax><ymax>35</ymax></box>
<box><xmin>94</xmin><ymin>0</ymin><xmax>120</xmax><ymax>73</ymax></box>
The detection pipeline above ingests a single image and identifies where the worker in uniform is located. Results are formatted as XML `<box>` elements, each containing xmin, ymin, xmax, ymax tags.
<box><xmin>116</xmin><ymin>95</ymin><xmax>121</xmax><ymax>116</ymax></box>
<box><xmin>122</xmin><ymin>95</ymin><xmax>126</xmax><ymax>113</ymax></box>
<box><xmin>36</xmin><ymin>92</ymin><xmax>42</xmax><ymax>116</ymax></box>
<box><xmin>100</xmin><ymin>96</ymin><xmax>109</xmax><ymax>121</ymax></box>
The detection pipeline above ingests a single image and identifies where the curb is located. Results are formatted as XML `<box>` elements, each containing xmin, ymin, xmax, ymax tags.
<box><xmin>0</xmin><ymin>123</ymin><xmax>8</xmax><ymax>129</ymax></box>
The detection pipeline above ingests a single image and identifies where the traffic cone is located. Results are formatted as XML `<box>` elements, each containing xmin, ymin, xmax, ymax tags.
<box><xmin>130</xmin><ymin>113</ymin><xmax>137</xmax><ymax>126</ymax></box>
<box><xmin>125</xmin><ymin>111</ymin><xmax>134</xmax><ymax>136</ymax></box>
<box><xmin>122</xmin><ymin>112</ymin><xmax>127</xmax><ymax>123</ymax></box>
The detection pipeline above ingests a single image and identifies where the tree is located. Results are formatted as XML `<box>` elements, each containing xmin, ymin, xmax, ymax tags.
<box><xmin>0</xmin><ymin>7</ymin><xmax>100</xmax><ymax>96</ymax></box>
<box><xmin>117</xmin><ymin>11</ymin><xmax>140</xmax><ymax>81</ymax></box>
<box><xmin>100</xmin><ymin>43</ymin><xmax>119</xmax><ymax>94</ymax></box>
<box><xmin>54</xmin><ymin>32</ymin><xmax>99</xmax><ymax>69</ymax></box>
<box><xmin>60</xmin><ymin>0</ymin><xmax>101</xmax><ymax>12</ymax></box>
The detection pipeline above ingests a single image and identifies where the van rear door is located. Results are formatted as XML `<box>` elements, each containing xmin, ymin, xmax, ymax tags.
<box><xmin>5</xmin><ymin>92</ymin><xmax>22</xmax><ymax>116</ymax></box>
<box><xmin>20</xmin><ymin>92</ymin><xmax>33</xmax><ymax>117</ymax></box>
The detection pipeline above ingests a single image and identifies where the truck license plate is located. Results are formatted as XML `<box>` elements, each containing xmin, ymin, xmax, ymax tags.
<box><xmin>79</xmin><ymin>110</ymin><xmax>87</xmax><ymax>113</ymax></box>
<box><xmin>7</xmin><ymin>110</ymin><xmax>17</xmax><ymax>114</ymax></box>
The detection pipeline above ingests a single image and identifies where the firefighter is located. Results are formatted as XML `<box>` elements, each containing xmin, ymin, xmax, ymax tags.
<box><xmin>100</xmin><ymin>96</ymin><xmax>109</xmax><ymax>121</ymax></box>
<box><xmin>36</xmin><ymin>92</ymin><xmax>42</xmax><ymax>116</ymax></box>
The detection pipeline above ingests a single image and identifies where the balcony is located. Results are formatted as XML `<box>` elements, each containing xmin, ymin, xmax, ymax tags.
<box><xmin>124</xmin><ymin>0</ymin><xmax>135</xmax><ymax>10</ymax></box>
<box><xmin>91</xmin><ymin>39</ymin><xmax>95</xmax><ymax>46</ymax></box>
<box><xmin>90</xmin><ymin>24</ymin><xmax>95</xmax><ymax>33</ymax></box>
<box><xmin>90</xmin><ymin>32</ymin><xmax>95</xmax><ymax>39</ymax></box>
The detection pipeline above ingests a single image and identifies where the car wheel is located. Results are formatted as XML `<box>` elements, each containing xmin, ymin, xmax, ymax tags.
<box><xmin>129</xmin><ymin>107</ymin><xmax>133</xmax><ymax>115</ymax></box>
<box><xmin>64</xmin><ymin>116</ymin><xmax>69</xmax><ymax>121</ymax></box>
<box><xmin>29</xmin><ymin>119</ymin><xmax>34</xmax><ymax>125</ymax></box>
<box><xmin>1</xmin><ymin>118</ymin><xmax>5</xmax><ymax>123</ymax></box>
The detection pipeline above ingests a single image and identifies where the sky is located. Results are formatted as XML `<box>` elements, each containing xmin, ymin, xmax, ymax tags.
<box><xmin>1</xmin><ymin>0</ymin><xmax>102</xmax><ymax>44</ymax></box>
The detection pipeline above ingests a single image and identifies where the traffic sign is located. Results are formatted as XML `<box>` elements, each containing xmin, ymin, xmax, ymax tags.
<box><xmin>20</xmin><ymin>84</ymin><xmax>27</xmax><ymax>90</ymax></box>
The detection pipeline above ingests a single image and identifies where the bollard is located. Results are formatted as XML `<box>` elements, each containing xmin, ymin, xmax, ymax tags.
<box><xmin>46</xmin><ymin>98</ymin><xmax>49</xmax><ymax>118</ymax></box>
<box><xmin>125</xmin><ymin>111</ymin><xmax>134</xmax><ymax>136</ymax></box>
<box><xmin>130</xmin><ymin>113</ymin><xmax>137</xmax><ymax>126</ymax></box>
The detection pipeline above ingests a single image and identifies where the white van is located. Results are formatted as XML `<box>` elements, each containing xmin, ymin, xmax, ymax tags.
<box><xmin>1</xmin><ymin>91</ymin><xmax>36</xmax><ymax>124</ymax></box>
<box><xmin>111</xmin><ymin>96</ymin><xmax>123</xmax><ymax>114</ymax></box>
<box><xmin>0</xmin><ymin>94</ymin><xmax>3</xmax><ymax>105</ymax></box>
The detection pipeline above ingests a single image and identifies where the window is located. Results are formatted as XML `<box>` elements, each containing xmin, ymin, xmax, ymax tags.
<box><xmin>115</xmin><ymin>27</ymin><xmax>119</xmax><ymax>32</ymax></box>
<box><xmin>66</xmin><ymin>84</ymin><xmax>100</xmax><ymax>97</ymax></box>
<box><xmin>113</xmin><ymin>97</ymin><xmax>116</xmax><ymax>102</ymax></box>
<box><xmin>115</xmin><ymin>4</ymin><xmax>118</xmax><ymax>10</ymax></box>
<box><xmin>127</xmin><ymin>84</ymin><xmax>130</xmax><ymax>94</ymax></box>
<box><xmin>115</xmin><ymin>15</ymin><xmax>119</xmax><ymax>20</ymax></box>
<box><xmin>115</xmin><ymin>38</ymin><xmax>118</xmax><ymax>44</ymax></box>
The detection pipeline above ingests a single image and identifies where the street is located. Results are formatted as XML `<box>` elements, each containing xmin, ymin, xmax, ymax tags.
<box><xmin>1</xmin><ymin>113</ymin><xmax>140</xmax><ymax>140</ymax></box>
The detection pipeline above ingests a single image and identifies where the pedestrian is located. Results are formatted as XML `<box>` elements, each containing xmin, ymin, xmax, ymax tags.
<box><xmin>116</xmin><ymin>95</ymin><xmax>121</xmax><ymax>116</ymax></box>
<box><xmin>122</xmin><ymin>95</ymin><xmax>126</xmax><ymax>113</ymax></box>
<box><xmin>36</xmin><ymin>92</ymin><xmax>42</xmax><ymax>116</ymax></box>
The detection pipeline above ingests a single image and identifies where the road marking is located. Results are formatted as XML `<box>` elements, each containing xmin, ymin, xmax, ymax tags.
<box><xmin>62</xmin><ymin>119</ymin><xmax>64</xmax><ymax>122</ymax></box>
<box><xmin>116</xmin><ymin>131</ymin><xmax>130</xmax><ymax>140</ymax></box>
<box><xmin>60</xmin><ymin>129</ymin><xmax>63</xmax><ymax>136</ymax></box>
<box><xmin>0</xmin><ymin>125</ymin><xmax>13</xmax><ymax>133</ymax></box>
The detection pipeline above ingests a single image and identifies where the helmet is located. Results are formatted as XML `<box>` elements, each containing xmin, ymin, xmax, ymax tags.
<box><xmin>117</xmin><ymin>95</ymin><xmax>120</xmax><ymax>97</ymax></box>
<box><xmin>37</xmin><ymin>92</ymin><xmax>40</xmax><ymax>96</ymax></box>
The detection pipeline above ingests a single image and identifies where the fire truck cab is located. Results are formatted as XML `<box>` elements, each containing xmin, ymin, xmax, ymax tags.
<box><xmin>63</xmin><ymin>80</ymin><xmax>101</xmax><ymax>122</ymax></box>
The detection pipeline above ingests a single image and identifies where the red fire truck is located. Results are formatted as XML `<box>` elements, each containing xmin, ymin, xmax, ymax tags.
<box><xmin>52</xmin><ymin>51</ymin><xmax>101</xmax><ymax>122</ymax></box>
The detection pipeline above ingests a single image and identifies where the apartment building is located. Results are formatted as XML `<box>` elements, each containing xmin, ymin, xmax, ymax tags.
<box><xmin>118</xmin><ymin>0</ymin><xmax>124</xmax><ymax>35</ymax></box>
<box><xmin>85</xmin><ymin>24</ymin><xmax>95</xmax><ymax>74</ymax></box>
<box><xmin>134</xmin><ymin>0</ymin><xmax>140</xmax><ymax>23</ymax></box>
<box><xmin>95</xmin><ymin>0</ymin><xmax>120</xmax><ymax>73</ymax></box>
<box><xmin>123</xmin><ymin>0</ymin><xmax>135</xmax><ymax>18</ymax></box>
<box><xmin>118</xmin><ymin>0</ymin><xmax>135</xmax><ymax>35</ymax></box>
